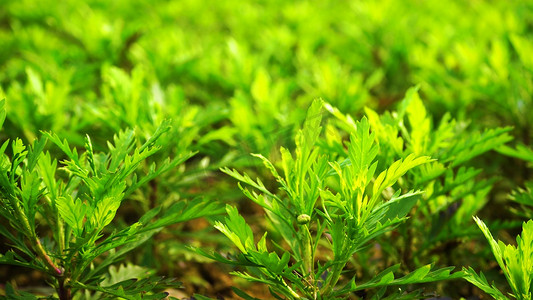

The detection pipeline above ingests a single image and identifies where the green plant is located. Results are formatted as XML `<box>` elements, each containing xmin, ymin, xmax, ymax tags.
<box><xmin>2</xmin><ymin>0</ymin><xmax>533</xmax><ymax>297</ymax></box>
<box><xmin>326</xmin><ymin>86</ymin><xmax>514</xmax><ymax>270</ymax></box>
<box><xmin>464</xmin><ymin>218</ymin><xmax>533</xmax><ymax>300</ymax></box>
<box><xmin>0</xmin><ymin>99</ymin><xmax>221</xmax><ymax>299</ymax></box>
<box><xmin>197</xmin><ymin>99</ymin><xmax>461</xmax><ymax>299</ymax></box>
<box><xmin>463</xmin><ymin>144</ymin><xmax>533</xmax><ymax>299</ymax></box>
<box><xmin>497</xmin><ymin>143</ymin><xmax>533</xmax><ymax>219</ymax></box>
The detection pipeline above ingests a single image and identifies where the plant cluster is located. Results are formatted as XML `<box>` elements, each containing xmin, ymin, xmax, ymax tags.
<box><xmin>1</xmin><ymin>0</ymin><xmax>533</xmax><ymax>299</ymax></box>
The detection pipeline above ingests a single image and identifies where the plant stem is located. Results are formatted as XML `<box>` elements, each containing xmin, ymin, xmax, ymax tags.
<box><xmin>10</xmin><ymin>194</ymin><xmax>62</xmax><ymax>276</ymax></box>
<box><xmin>320</xmin><ymin>261</ymin><xmax>344</xmax><ymax>296</ymax></box>
<box><xmin>299</xmin><ymin>224</ymin><xmax>316</xmax><ymax>295</ymax></box>
<box><xmin>34</xmin><ymin>238</ymin><xmax>63</xmax><ymax>276</ymax></box>
<box><xmin>57</xmin><ymin>216</ymin><xmax>66</xmax><ymax>255</ymax></box>
<box><xmin>320</xmin><ymin>241</ymin><xmax>349</xmax><ymax>297</ymax></box>
<box><xmin>58</xmin><ymin>278</ymin><xmax>71</xmax><ymax>300</ymax></box>
<box><xmin>280</xmin><ymin>278</ymin><xmax>301</xmax><ymax>299</ymax></box>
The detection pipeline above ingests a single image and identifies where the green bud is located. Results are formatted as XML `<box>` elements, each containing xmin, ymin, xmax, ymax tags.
<box><xmin>297</xmin><ymin>214</ymin><xmax>311</xmax><ymax>225</ymax></box>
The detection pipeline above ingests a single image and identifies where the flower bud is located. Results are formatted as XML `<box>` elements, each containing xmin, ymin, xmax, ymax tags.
<box><xmin>297</xmin><ymin>214</ymin><xmax>311</xmax><ymax>225</ymax></box>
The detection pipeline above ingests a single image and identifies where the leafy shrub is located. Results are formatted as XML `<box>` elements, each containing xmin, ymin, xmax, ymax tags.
<box><xmin>197</xmin><ymin>99</ymin><xmax>462</xmax><ymax>298</ymax></box>
<box><xmin>0</xmin><ymin>99</ymin><xmax>221</xmax><ymax>299</ymax></box>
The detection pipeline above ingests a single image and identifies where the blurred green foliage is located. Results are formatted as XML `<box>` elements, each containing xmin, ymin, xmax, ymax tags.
<box><xmin>2</xmin><ymin>0</ymin><xmax>532</xmax><ymax>146</ymax></box>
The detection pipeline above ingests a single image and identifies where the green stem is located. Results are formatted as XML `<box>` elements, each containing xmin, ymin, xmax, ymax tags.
<box><xmin>320</xmin><ymin>261</ymin><xmax>344</xmax><ymax>296</ymax></box>
<box><xmin>280</xmin><ymin>278</ymin><xmax>301</xmax><ymax>299</ymax></box>
<box><xmin>10</xmin><ymin>196</ymin><xmax>32</xmax><ymax>237</ymax></box>
<box><xmin>34</xmin><ymin>238</ymin><xmax>63</xmax><ymax>276</ymax></box>
<box><xmin>57</xmin><ymin>213</ymin><xmax>66</xmax><ymax>256</ymax></box>
<box><xmin>299</xmin><ymin>224</ymin><xmax>316</xmax><ymax>296</ymax></box>
<box><xmin>9</xmin><ymin>194</ymin><xmax>63</xmax><ymax>276</ymax></box>
<box><xmin>320</xmin><ymin>242</ymin><xmax>349</xmax><ymax>297</ymax></box>
<box><xmin>12</xmin><ymin>197</ymin><xmax>63</xmax><ymax>277</ymax></box>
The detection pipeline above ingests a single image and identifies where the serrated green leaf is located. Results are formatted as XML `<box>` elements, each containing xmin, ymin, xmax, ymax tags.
<box><xmin>447</xmin><ymin>127</ymin><xmax>513</xmax><ymax>167</ymax></box>
<box><xmin>102</xmin><ymin>263</ymin><xmax>153</xmax><ymax>287</ymax></box>
<box><xmin>42</xmin><ymin>131</ymin><xmax>80</xmax><ymax>164</ymax></box>
<box><xmin>377</xmin><ymin>190</ymin><xmax>423</xmax><ymax>221</ymax></box>
<box><xmin>473</xmin><ymin>216</ymin><xmax>506</xmax><ymax>273</ymax></box>
<box><xmin>301</xmin><ymin>98</ymin><xmax>324</xmax><ymax>150</ymax></box>
<box><xmin>497</xmin><ymin>144</ymin><xmax>533</xmax><ymax>164</ymax></box>
<box><xmin>348</xmin><ymin>117</ymin><xmax>379</xmax><ymax>176</ymax></box>
<box><xmin>215</xmin><ymin>205</ymin><xmax>255</xmax><ymax>254</ymax></box>
<box><xmin>20</xmin><ymin>170</ymin><xmax>44</xmax><ymax>227</ymax></box>
<box><xmin>463</xmin><ymin>267</ymin><xmax>509</xmax><ymax>300</ymax></box>
<box><xmin>56</xmin><ymin>195</ymin><xmax>89</xmax><ymax>237</ymax></box>
<box><xmin>372</xmin><ymin>154</ymin><xmax>431</xmax><ymax>205</ymax></box>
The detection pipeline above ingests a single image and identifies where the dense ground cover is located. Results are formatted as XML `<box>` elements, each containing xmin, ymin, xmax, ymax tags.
<box><xmin>1</xmin><ymin>0</ymin><xmax>533</xmax><ymax>299</ymax></box>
